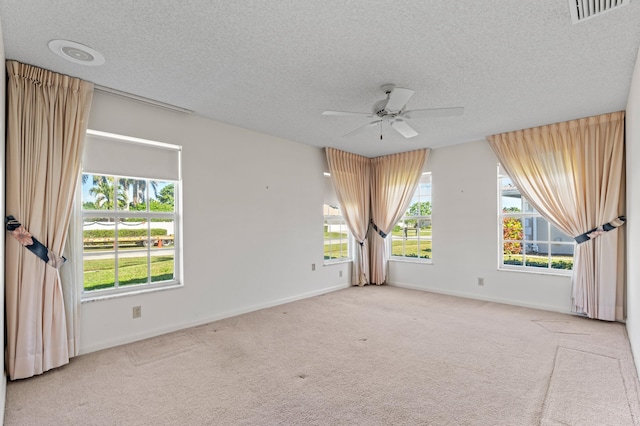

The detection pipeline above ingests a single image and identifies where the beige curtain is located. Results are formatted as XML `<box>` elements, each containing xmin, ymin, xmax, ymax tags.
<box><xmin>5</xmin><ymin>61</ymin><xmax>94</xmax><ymax>379</ymax></box>
<box><xmin>369</xmin><ymin>149</ymin><xmax>429</xmax><ymax>284</ymax></box>
<box><xmin>326</xmin><ymin>148</ymin><xmax>371</xmax><ymax>285</ymax></box>
<box><xmin>487</xmin><ymin>111</ymin><xmax>625</xmax><ymax>321</ymax></box>
<box><xmin>60</xmin><ymin>203</ymin><xmax>83</xmax><ymax>357</ymax></box>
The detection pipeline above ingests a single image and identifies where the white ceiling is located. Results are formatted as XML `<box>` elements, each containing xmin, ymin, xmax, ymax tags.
<box><xmin>1</xmin><ymin>1</ymin><xmax>640</xmax><ymax>157</ymax></box>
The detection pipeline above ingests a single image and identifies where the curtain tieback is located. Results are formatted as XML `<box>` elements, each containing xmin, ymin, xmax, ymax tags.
<box><xmin>370</xmin><ymin>220</ymin><xmax>387</xmax><ymax>238</ymax></box>
<box><xmin>5</xmin><ymin>216</ymin><xmax>67</xmax><ymax>268</ymax></box>
<box><xmin>574</xmin><ymin>216</ymin><xmax>626</xmax><ymax>244</ymax></box>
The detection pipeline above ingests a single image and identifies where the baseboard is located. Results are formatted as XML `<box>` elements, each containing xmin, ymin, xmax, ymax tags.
<box><xmin>80</xmin><ymin>283</ymin><xmax>350</xmax><ymax>355</ymax></box>
<box><xmin>0</xmin><ymin>372</ymin><xmax>6</xmax><ymax>421</ymax></box>
<box><xmin>389</xmin><ymin>282</ymin><xmax>572</xmax><ymax>315</ymax></box>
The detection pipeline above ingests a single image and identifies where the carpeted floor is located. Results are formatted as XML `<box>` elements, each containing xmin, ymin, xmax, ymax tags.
<box><xmin>5</xmin><ymin>286</ymin><xmax>640</xmax><ymax>425</ymax></box>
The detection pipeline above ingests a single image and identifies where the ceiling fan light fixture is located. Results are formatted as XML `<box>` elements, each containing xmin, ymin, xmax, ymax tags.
<box><xmin>48</xmin><ymin>39</ymin><xmax>105</xmax><ymax>66</ymax></box>
<box><xmin>323</xmin><ymin>84</ymin><xmax>464</xmax><ymax>140</ymax></box>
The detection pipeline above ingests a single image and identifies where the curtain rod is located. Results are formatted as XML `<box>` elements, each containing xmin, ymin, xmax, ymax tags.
<box><xmin>94</xmin><ymin>85</ymin><xmax>193</xmax><ymax>114</ymax></box>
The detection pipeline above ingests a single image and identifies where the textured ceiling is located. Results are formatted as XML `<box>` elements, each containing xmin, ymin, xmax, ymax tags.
<box><xmin>1</xmin><ymin>1</ymin><xmax>640</xmax><ymax>157</ymax></box>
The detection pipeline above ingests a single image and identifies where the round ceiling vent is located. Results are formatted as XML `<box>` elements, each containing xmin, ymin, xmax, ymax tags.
<box><xmin>48</xmin><ymin>40</ymin><xmax>105</xmax><ymax>66</ymax></box>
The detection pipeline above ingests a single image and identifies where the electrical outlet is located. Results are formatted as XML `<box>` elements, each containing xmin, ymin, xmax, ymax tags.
<box><xmin>478</xmin><ymin>277</ymin><xmax>484</xmax><ymax>286</ymax></box>
<box><xmin>311</xmin><ymin>263</ymin><xmax>316</xmax><ymax>271</ymax></box>
<box><xmin>132</xmin><ymin>306</ymin><xmax>142</xmax><ymax>318</ymax></box>
<box><xmin>339</xmin><ymin>270</ymin><xmax>343</xmax><ymax>278</ymax></box>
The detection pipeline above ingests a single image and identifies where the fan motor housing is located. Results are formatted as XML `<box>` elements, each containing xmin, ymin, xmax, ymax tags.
<box><xmin>373</xmin><ymin>99</ymin><xmax>400</xmax><ymax>118</ymax></box>
<box><xmin>373</xmin><ymin>99</ymin><xmax>388</xmax><ymax>116</ymax></box>
<box><xmin>373</xmin><ymin>84</ymin><xmax>400</xmax><ymax>117</ymax></box>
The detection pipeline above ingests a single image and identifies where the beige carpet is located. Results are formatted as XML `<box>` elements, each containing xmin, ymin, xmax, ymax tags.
<box><xmin>5</xmin><ymin>286</ymin><xmax>640</xmax><ymax>425</ymax></box>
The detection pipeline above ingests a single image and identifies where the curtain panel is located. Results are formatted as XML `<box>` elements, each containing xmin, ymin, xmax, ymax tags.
<box><xmin>369</xmin><ymin>149</ymin><xmax>428</xmax><ymax>284</ymax></box>
<box><xmin>326</xmin><ymin>147</ymin><xmax>428</xmax><ymax>286</ymax></box>
<box><xmin>326</xmin><ymin>148</ymin><xmax>371</xmax><ymax>285</ymax></box>
<box><xmin>5</xmin><ymin>61</ymin><xmax>94</xmax><ymax>379</ymax></box>
<box><xmin>487</xmin><ymin>111</ymin><xmax>625</xmax><ymax>321</ymax></box>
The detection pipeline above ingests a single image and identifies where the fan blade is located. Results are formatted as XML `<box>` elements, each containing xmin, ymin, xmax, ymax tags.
<box><xmin>390</xmin><ymin>119</ymin><xmax>419</xmax><ymax>138</ymax></box>
<box><xmin>384</xmin><ymin>87</ymin><xmax>415</xmax><ymax>112</ymax></box>
<box><xmin>343</xmin><ymin>120</ymin><xmax>382</xmax><ymax>137</ymax></box>
<box><xmin>322</xmin><ymin>110</ymin><xmax>375</xmax><ymax>118</ymax></box>
<box><xmin>403</xmin><ymin>107</ymin><xmax>464</xmax><ymax>119</ymax></box>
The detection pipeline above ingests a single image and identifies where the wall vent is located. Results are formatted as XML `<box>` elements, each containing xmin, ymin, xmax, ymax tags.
<box><xmin>569</xmin><ymin>0</ymin><xmax>630</xmax><ymax>23</ymax></box>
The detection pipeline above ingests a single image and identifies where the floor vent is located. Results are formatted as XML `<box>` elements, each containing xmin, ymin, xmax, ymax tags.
<box><xmin>569</xmin><ymin>0</ymin><xmax>630</xmax><ymax>23</ymax></box>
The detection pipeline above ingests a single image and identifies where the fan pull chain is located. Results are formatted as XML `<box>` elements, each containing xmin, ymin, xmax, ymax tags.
<box><xmin>380</xmin><ymin>121</ymin><xmax>383</xmax><ymax>141</ymax></box>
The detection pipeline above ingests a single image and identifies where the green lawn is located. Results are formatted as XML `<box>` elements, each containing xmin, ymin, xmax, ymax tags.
<box><xmin>324</xmin><ymin>230</ymin><xmax>348</xmax><ymax>260</ymax></box>
<box><xmin>324</xmin><ymin>228</ymin><xmax>433</xmax><ymax>259</ymax></box>
<box><xmin>391</xmin><ymin>225</ymin><xmax>432</xmax><ymax>259</ymax></box>
<box><xmin>391</xmin><ymin>228</ymin><xmax>432</xmax><ymax>237</ymax></box>
<box><xmin>324</xmin><ymin>242</ymin><xmax>348</xmax><ymax>260</ymax></box>
<box><xmin>84</xmin><ymin>255</ymin><xmax>174</xmax><ymax>291</ymax></box>
<box><xmin>391</xmin><ymin>239</ymin><xmax>432</xmax><ymax>259</ymax></box>
<box><xmin>324</xmin><ymin>232</ymin><xmax>348</xmax><ymax>239</ymax></box>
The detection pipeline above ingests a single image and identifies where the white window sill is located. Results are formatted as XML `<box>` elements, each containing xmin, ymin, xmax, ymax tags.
<box><xmin>497</xmin><ymin>266</ymin><xmax>571</xmax><ymax>277</ymax></box>
<box><xmin>388</xmin><ymin>257</ymin><xmax>433</xmax><ymax>265</ymax></box>
<box><xmin>323</xmin><ymin>259</ymin><xmax>352</xmax><ymax>266</ymax></box>
<box><xmin>81</xmin><ymin>281</ymin><xmax>183</xmax><ymax>303</ymax></box>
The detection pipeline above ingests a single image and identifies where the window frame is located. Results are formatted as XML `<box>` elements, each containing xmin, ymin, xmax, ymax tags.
<box><xmin>389</xmin><ymin>172</ymin><xmax>433</xmax><ymax>263</ymax></box>
<box><xmin>497</xmin><ymin>165</ymin><xmax>574</xmax><ymax>275</ymax></box>
<box><xmin>323</xmin><ymin>203</ymin><xmax>352</xmax><ymax>264</ymax></box>
<box><xmin>81</xmin><ymin>131</ymin><xmax>182</xmax><ymax>300</ymax></box>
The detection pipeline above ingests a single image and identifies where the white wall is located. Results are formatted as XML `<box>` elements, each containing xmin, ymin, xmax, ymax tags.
<box><xmin>80</xmin><ymin>90</ymin><xmax>578</xmax><ymax>351</ymax></box>
<box><xmin>0</xmin><ymin>18</ymin><xmax>7</xmax><ymax>421</ymax></box>
<box><xmin>81</xmin><ymin>79</ymin><xmax>630</xmax><ymax>352</ymax></box>
<box><xmin>81</xmin><ymin>92</ymin><xmax>349</xmax><ymax>353</ymax></box>
<box><xmin>626</xmin><ymin>47</ymin><xmax>640</xmax><ymax>373</ymax></box>
<box><xmin>388</xmin><ymin>140</ymin><xmax>572</xmax><ymax>313</ymax></box>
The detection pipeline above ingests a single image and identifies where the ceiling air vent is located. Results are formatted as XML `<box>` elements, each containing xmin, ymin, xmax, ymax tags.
<box><xmin>569</xmin><ymin>0</ymin><xmax>630</xmax><ymax>23</ymax></box>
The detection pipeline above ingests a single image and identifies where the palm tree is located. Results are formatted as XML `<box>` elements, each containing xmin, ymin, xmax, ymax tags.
<box><xmin>88</xmin><ymin>176</ymin><xmax>128</xmax><ymax>210</ymax></box>
<box><xmin>121</xmin><ymin>178</ymin><xmax>159</xmax><ymax>210</ymax></box>
<box><xmin>88</xmin><ymin>176</ymin><xmax>112</xmax><ymax>209</ymax></box>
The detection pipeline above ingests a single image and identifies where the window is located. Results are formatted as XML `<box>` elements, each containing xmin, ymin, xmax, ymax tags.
<box><xmin>81</xmin><ymin>130</ymin><xmax>181</xmax><ymax>296</ymax></box>
<box><xmin>323</xmin><ymin>172</ymin><xmax>351</xmax><ymax>263</ymax></box>
<box><xmin>498</xmin><ymin>165</ymin><xmax>574</xmax><ymax>272</ymax></box>
<box><xmin>323</xmin><ymin>204</ymin><xmax>350</xmax><ymax>262</ymax></box>
<box><xmin>390</xmin><ymin>172</ymin><xmax>432</xmax><ymax>261</ymax></box>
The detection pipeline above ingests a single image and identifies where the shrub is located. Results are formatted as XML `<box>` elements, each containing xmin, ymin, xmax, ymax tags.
<box><xmin>503</xmin><ymin>216</ymin><xmax>523</xmax><ymax>254</ymax></box>
<box><xmin>503</xmin><ymin>257</ymin><xmax>573</xmax><ymax>270</ymax></box>
<box><xmin>84</xmin><ymin>228</ymin><xmax>167</xmax><ymax>239</ymax></box>
<box><xmin>551</xmin><ymin>259</ymin><xmax>573</xmax><ymax>270</ymax></box>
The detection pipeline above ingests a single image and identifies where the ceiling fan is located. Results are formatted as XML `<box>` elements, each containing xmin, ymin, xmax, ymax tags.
<box><xmin>322</xmin><ymin>84</ymin><xmax>464</xmax><ymax>139</ymax></box>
